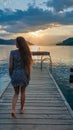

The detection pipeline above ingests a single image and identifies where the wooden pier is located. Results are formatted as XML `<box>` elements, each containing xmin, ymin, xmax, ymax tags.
<box><xmin>0</xmin><ymin>67</ymin><xmax>73</xmax><ymax>130</ymax></box>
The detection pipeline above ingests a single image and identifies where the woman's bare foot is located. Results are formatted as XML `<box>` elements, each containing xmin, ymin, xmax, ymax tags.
<box><xmin>11</xmin><ymin>110</ymin><xmax>16</xmax><ymax>118</ymax></box>
<box><xmin>11</xmin><ymin>112</ymin><xmax>16</xmax><ymax>118</ymax></box>
<box><xmin>20</xmin><ymin>109</ymin><xmax>24</xmax><ymax>114</ymax></box>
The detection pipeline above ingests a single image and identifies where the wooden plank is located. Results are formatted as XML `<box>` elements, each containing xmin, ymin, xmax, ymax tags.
<box><xmin>0</xmin><ymin>125</ymin><xmax>73</xmax><ymax>130</ymax></box>
<box><xmin>0</xmin><ymin>106</ymin><xmax>68</xmax><ymax>111</ymax></box>
<box><xmin>0</xmin><ymin>101</ymin><xmax>67</xmax><ymax>107</ymax></box>
<box><xmin>0</xmin><ymin>118</ymin><xmax>73</xmax><ymax>125</ymax></box>
<box><xmin>0</xmin><ymin>107</ymin><xmax>69</xmax><ymax>113</ymax></box>
<box><xmin>32</xmin><ymin>51</ymin><xmax>50</xmax><ymax>56</ymax></box>
<box><xmin>0</xmin><ymin>113</ymin><xmax>72</xmax><ymax>119</ymax></box>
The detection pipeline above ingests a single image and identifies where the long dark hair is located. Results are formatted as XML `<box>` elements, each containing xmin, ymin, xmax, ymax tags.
<box><xmin>16</xmin><ymin>36</ymin><xmax>33</xmax><ymax>79</ymax></box>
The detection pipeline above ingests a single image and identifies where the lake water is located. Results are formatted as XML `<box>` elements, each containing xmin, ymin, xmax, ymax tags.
<box><xmin>0</xmin><ymin>45</ymin><xmax>73</xmax><ymax>110</ymax></box>
<box><xmin>0</xmin><ymin>45</ymin><xmax>16</xmax><ymax>96</ymax></box>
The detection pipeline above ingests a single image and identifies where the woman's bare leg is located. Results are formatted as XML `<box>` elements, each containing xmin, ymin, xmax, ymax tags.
<box><xmin>11</xmin><ymin>86</ymin><xmax>19</xmax><ymax>117</ymax></box>
<box><xmin>20</xmin><ymin>86</ymin><xmax>26</xmax><ymax>113</ymax></box>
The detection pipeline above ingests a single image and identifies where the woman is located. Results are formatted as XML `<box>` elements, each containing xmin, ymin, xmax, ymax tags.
<box><xmin>9</xmin><ymin>36</ymin><xmax>33</xmax><ymax>118</ymax></box>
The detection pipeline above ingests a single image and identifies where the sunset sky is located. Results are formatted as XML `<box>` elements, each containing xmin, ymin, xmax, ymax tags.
<box><xmin>0</xmin><ymin>0</ymin><xmax>73</xmax><ymax>45</ymax></box>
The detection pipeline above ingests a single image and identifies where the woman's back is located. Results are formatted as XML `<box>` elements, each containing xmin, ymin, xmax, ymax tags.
<box><xmin>11</xmin><ymin>49</ymin><xmax>23</xmax><ymax>70</ymax></box>
<box><xmin>11</xmin><ymin>49</ymin><xmax>29</xmax><ymax>87</ymax></box>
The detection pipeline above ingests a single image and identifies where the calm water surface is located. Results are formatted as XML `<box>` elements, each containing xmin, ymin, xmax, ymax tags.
<box><xmin>0</xmin><ymin>45</ymin><xmax>15</xmax><ymax>95</ymax></box>
<box><xmin>0</xmin><ymin>45</ymin><xmax>73</xmax><ymax>110</ymax></box>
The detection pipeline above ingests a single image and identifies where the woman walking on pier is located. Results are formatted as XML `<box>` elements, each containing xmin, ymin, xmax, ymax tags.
<box><xmin>9</xmin><ymin>36</ymin><xmax>32</xmax><ymax>118</ymax></box>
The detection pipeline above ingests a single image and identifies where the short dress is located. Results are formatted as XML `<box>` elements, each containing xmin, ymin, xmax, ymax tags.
<box><xmin>10</xmin><ymin>50</ymin><xmax>29</xmax><ymax>87</ymax></box>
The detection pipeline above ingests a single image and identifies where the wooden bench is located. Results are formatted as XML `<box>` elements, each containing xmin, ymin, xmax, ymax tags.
<box><xmin>32</xmin><ymin>51</ymin><xmax>52</xmax><ymax>71</ymax></box>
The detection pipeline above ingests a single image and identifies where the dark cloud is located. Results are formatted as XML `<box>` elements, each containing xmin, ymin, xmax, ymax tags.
<box><xmin>0</xmin><ymin>7</ymin><xmax>55</xmax><ymax>33</ymax></box>
<box><xmin>0</xmin><ymin>6</ymin><xmax>73</xmax><ymax>33</ymax></box>
<box><xmin>46</xmin><ymin>0</ymin><xmax>73</xmax><ymax>12</ymax></box>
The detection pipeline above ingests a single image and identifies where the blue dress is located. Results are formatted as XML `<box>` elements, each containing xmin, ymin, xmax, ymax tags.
<box><xmin>10</xmin><ymin>50</ymin><xmax>29</xmax><ymax>87</ymax></box>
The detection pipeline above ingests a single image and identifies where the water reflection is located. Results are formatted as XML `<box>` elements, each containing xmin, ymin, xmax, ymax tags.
<box><xmin>0</xmin><ymin>45</ymin><xmax>16</xmax><ymax>95</ymax></box>
<box><xmin>30</xmin><ymin>45</ymin><xmax>73</xmax><ymax>66</ymax></box>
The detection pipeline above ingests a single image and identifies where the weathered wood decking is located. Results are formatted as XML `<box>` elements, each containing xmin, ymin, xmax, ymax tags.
<box><xmin>0</xmin><ymin>68</ymin><xmax>73</xmax><ymax>130</ymax></box>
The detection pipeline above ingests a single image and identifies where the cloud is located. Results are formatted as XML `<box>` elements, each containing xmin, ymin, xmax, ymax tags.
<box><xmin>46</xmin><ymin>0</ymin><xmax>73</xmax><ymax>12</ymax></box>
<box><xmin>0</xmin><ymin>7</ymin><xmax>56</xmax><ymax>33</ymax></box>
<box><xmin>0</xmin><ymin>6</ymin><xmax>73</xmax><ymax>34</ymax></box>
<box><xmin>3</xmin><ymin>0</ymin><xmax>8</xmax><ymax>5</ymax></box>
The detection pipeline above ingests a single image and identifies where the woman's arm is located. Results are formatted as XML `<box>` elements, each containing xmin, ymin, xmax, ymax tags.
<box><xmin>9</xmin><ymin>52</ymin><xmax>13</xmax><ymax>77</ymax></box>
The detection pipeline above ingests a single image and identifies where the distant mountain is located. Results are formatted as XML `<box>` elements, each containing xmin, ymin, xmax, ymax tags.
<box><xmin>56</xmin><ymin>37</ymin><xmax>73</xmax><ymax>46</ymax></box>
<box><xmin>0</xmin><ymin>38</ymin><xmax>33</xmax><ymax>45</ymax></box>
<box><xmin>0</xmin><ymin>39</ymin><xmax>15</xmax><ymax>45</ymax></box>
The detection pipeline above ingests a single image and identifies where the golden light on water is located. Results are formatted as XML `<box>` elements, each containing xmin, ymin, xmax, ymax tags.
<box><xmin>31</xmin><ymin>45</ymin><xmax>40</xmax><ymax>52</ymax></box>
<box><xmin>30</xmin><ymin>45</ymin><xmax>40</xmax><ymax>61</ymax></box>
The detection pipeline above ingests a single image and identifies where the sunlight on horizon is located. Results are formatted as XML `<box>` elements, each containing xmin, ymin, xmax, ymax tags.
<box><xmin>30</xmin><ymin>30</ymin><xmax>42</xmax><ymax>37</ymax></box>
<box><xmin>31</xmin><ymin>45</ymin><xmax>40</xmax><ymax>52</ymax></box>
<box><xmin>0</xmin><ymin>25</ymin><xmax>73</xmax><ymax>46</ymax></box>
<box><xmin>21</xmin><ymin>25</ymin><xmax>73</xmax><ymax>45</ymax></box>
